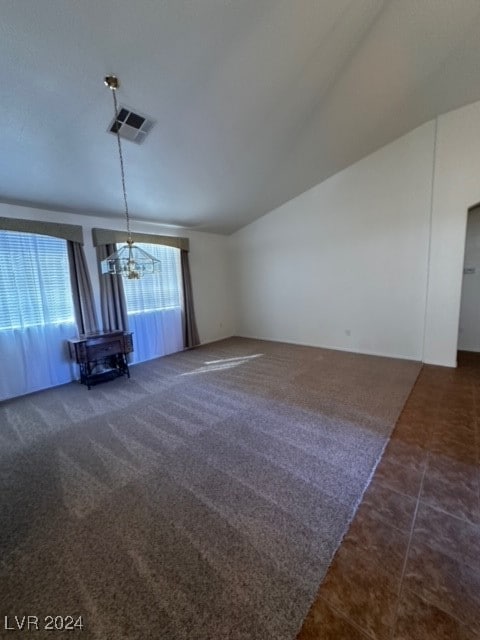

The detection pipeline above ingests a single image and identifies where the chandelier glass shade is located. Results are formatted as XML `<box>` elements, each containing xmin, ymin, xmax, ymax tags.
<box><xmin>101</xmin><ymin>239</ymin><xmax>161</xmax><ymax>280</ymax></box>
<box><xmin>101</xmin><ymin>75</ymin><xmax>160</xmax><ymax>279</ymax></box>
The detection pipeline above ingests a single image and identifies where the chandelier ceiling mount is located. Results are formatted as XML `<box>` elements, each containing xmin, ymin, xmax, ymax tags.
<box><xmin>100</xmin><ymin>75</ymin><xmax>161</xmax><ymax>280</ymax></box>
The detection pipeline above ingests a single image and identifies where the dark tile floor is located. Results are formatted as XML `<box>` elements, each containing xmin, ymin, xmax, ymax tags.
<box><xmin>297</xmin><ymin>352</ymin><xmax>480</xmax><ymax>640</ymax></box>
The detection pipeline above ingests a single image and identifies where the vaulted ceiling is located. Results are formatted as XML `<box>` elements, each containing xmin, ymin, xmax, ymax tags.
<box><xmin>2</xmin><ymin>0</ymin><xmax>480</xmax><ymax>233</ymax></box>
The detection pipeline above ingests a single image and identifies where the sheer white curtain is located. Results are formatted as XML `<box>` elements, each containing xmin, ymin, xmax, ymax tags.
<box><xmin>121</xmin><ymin>244</ymin><xmax>183</xmax><ymax>364</ymax></box>
<box><xmin>127</xmin><ymin>307</ymin><xmax>183</xmax><ymax>364</ymax></box>
<box><xmin>0</xmin><ymin>231</ymin><xmax>77</xmax><ymax>400</ymax></box>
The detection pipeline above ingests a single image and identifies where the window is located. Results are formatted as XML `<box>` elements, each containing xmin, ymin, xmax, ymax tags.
<box><xmin>120</xmin><ymin>243</ymin><xmax>184</xmax><ymax>364</ymax></box>
<box><xmin>0</xmin><ymin>230</ymin><xmax>77</xmax><ymax>401</ymax></box>
<box><xmin>0</xmin><ymin>231</ymin><xmax>75</xmax><ymax>330</ymax></box>
<box><xmin>121</xmin><ymin>243</ymin><xmax>182</xmax><ymax>314</ymax></box>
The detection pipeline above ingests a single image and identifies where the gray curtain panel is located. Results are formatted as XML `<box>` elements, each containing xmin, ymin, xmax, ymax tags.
<box><xmin>67</xmin><ymin>241</ymin><xmax>99</xmax><ymax>335</ymax></box>
<box><xmin>181</xmin><ymin>249</ymin><xmax>200</xmax><ymax>348</ymax></box>
<box><xmin>96</xmin><ymin>244</ymin><xmax>129</xmax><ymax>332</ymax></box>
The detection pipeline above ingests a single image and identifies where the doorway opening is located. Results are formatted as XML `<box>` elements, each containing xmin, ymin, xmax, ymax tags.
<box><xmin>458</xmin><ymin>204</ymin><xmax>480</xmax><ymax>358</ymax></box>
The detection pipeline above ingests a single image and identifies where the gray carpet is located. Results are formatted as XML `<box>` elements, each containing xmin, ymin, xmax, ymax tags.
<box><xmin>0</xmin><ymin>338</ymin><xmax>420</xmax><ymax>639</ymax></box>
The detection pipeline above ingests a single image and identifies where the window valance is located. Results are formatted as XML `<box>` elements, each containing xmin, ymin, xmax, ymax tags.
<box><xmin>0</xmin><ymin>217</ymin><xmax>84</xmax><ymax>244</ymax></box>
<box><xmin>91</xmin><ymin>228</ymin><xmax>189</xmax><ymax>252</ymax></box>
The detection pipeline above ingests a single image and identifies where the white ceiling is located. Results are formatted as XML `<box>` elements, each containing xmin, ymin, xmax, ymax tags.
<box><xmin>2</xmin><ymin>0</ymin><xmax>480</xmax><ymax>234</ymax></box>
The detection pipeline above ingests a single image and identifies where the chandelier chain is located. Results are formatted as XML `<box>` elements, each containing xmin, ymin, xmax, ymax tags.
<box><xmin>101</xmin><ymin>75</ymin><xmax>161</xmax><ymax>278</ymax></box>
<box><xmin>111</xmin><ymin>88</ymin><xmax>131</xmax><ymax>240</ymax></box>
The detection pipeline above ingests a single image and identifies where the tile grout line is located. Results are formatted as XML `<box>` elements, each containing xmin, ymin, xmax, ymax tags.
<box><xmin>471</xmin><ymin>378</ymin><xmax>480</xmax><ymax>522</ymax></box>
<box><xmin>388</xmin><ymin>457</ymin><xmax>427</xmax><ymax>639</ymax></box>
<box><xmin>301</xmin><ymin>377</ymin><xmax>430</xmax><ymax>640</ymax></box>
<box><xmin>416</xmin><ymin>499</ymin><xmax>480</xmax><ymax>528</ymax></box>
<box><xmin>389</xmin><ymin>374</ymin><xmax>480</xmax><ymax>636</ymax></box>
<box><xmin>312</xmin><ymin>370</ymin><xmax>479</xmax><ymax>640</ymax></box>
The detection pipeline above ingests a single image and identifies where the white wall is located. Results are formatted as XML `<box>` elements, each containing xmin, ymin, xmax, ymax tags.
<box><xmin>230</xmin><ymin>121</ymin><xmax>436</xmax><ymax>361</ymax></box>
<box><xmin>231</xmin><ymin>98</ymin><xmax>480</xmax><ymax>367</ymax></box>
<box><xmin>4</xmin><ymin>99</ymin><xmax>480</xmax><ymax>366</ymax></box>
<box><xmin>458</xmin><ymin>207</ymin><xmax>480</xmax><ymax>351</ymax></box>
<box><xmin>423</xmin><ymin>101</ymin><xmax>480</xmax><ymax>366</ymax></box>
<box><xmin>0</xmin><ymin>203</ymin><xmax>235</xmax><ymax>345</ymax></box>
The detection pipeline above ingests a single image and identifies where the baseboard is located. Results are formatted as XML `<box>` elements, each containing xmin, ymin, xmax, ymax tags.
<box><xmin>423</xmin><ymin>358</ymin><xmax>457</xmax><ymax>368</ymax></box>
<box><xmin>234</xmin><ymin>333</ymin><xmax>422</xmax><ymax>363</ymax></box>
<box><xmin>196</xmin><ymin>334</ymin><xmax>235</xmax><ymax>348</ymax></box>
<box><xmin>196</xmin><ymin>333</ymin><xmax>459</xmax><ymax>368</ymax></box>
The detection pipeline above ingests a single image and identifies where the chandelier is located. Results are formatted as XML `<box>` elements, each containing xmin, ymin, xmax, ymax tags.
<box><xmin>101</xmin><ymin>75</ymin><xmax>161</xmax><ymax>280</ymax></box>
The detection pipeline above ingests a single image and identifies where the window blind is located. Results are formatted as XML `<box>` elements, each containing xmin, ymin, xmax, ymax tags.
<box><xmin>0</xmin><ymin>231</ymin><xmax>75</xmax><ymax>330</ymax></box>
<box><xmin>121</xmin><ymin>243</ymin><xmax>182</xmax><ymax>314</ymax></box>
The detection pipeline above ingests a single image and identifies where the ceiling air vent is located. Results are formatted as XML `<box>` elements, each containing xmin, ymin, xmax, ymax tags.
<box><xmin>107</xmin><ymin>105</ymin><xmax>155</xmax><ymax>144</ymax></box>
